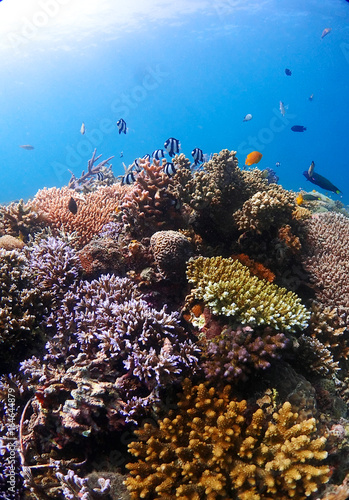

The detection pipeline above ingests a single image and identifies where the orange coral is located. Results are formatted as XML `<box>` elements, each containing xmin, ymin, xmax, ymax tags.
<box><xmin>231</xmin><ymin>253</ymin><xmax>275</xmax><ymax>282</ymax></box>
<box><xmin>31</xmin><ymin>185</ymin><xmax>125</xmax><ymax>248</ymax></box>
<box><xmin>278</xmin><ymin>224</ymin><xmax>301</xmax><ymax>253</ymax></box>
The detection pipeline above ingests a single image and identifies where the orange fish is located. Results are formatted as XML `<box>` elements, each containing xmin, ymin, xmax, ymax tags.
<box><xmin>321</xmin><ymin>28</ymin><xmax>332</xmax><ymax>39</ymax></box>
<box><xmin>245</xmin><ymin>151</ymin><xmax>263</xmax><ymax>166</ymax></box>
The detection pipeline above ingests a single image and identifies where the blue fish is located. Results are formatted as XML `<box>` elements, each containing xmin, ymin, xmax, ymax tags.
<box><xmin>191</xmin><ymin>147</ymin><xmax>204</xmax><ymax>165</ymax></box>
<box><xmin>163</xmin><ymin>161</ymin><xmax>177</xmax><ymax>176</ymax></box>
<box><xmin>164</xmin><ymin>137</ymin><xmax>180</xmax><ymax>157</ymax></box>
<box><xmin>291</xmin><ymin>125</ymin><xmax>307</xmax><ymax>132</ymax></box>
<box><xmin>117</xmin><ymin>119</ymin><xmax>127</xmax><ymax>134</ymax></box>
<box><xmin>285</xmin><ymin>68</ymin><xmax>292</xmax><ymax>76</ymax></box>
<box><xmin>303</xmin><ymin>170</ymin><xmax>341</xmax><ymax>194</ymax></box>
<box><xmin>152</xmin><ymin>149</ymin><xmax>166</xmax><ymax>160</ymax></box>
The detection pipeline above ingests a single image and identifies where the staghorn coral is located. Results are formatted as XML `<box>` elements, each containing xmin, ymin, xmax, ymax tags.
<box><xmin>27</xmin><ymin>236</ymin><xmax>82</xmax><ymax>307</ymax></box>
<box><xmin>234</xmin><ymin>184</ymin><xmax>297</xmax><ymax>233</ymax></box>
<box><xmin>301</xmin><ymin>212</ymin><xmax>349</xmax><ymax>328</ymax></box>
<box><xmin>20</xmin><ymin>274</ymin><xmax>200</xmax><ymax>432</ymax></box>
<box><xmin>186</xmin><ymin>256</ymin><xmax>310</xmax><ymax>331</ymax></box>
<box><xmin>150</xmin><ymin>230</ymin><xmax>192</xmax><ymax>280</ymax></box>
<box><xmin>68</xmin><ymin>148</ymin><xmax>116</xmax><ymax>192</ymax></box>
<box><xmin>31</xmin><ymin>184</ymin><xmax>125</xmax><ymax>248</ymax></box>
<box><xmin>125</xmin><ymin>379</ymin><xmax>330</xmax><ymax>500</ymax></box>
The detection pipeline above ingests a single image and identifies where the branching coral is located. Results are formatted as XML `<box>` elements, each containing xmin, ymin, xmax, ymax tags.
<box><xmin>20</xmin><ymin>274</ymin><xmax>200</xmax><ymax>433</ymax></box>
<box><xmin>186</xmin><ymin>256</ymin><xmax>310</xmax><ymax>331</ymax></box>
<box><xmin>0</xmin><ymin>249</ymin><xmax>43</xmax><ymax>372</ymax></box>
<box><xmin>202</xmin><ymin>325</ymin><xmax>288</xmax><ymax>383</ymax></box>
<box><xmin>31</xmin><ymin>184</ymin><xmax>125</xmax><ymax>248</ymax></box>
<box><xmin>125</xmin><ymin>379</ymin><xmax>330</xmax><ymax>499</ymax></box>
<box><xmin>0</xmin><ymin>199</ymin><xmax>44</xmax><ymax>240</ymax></box>
<box><xmin>233</xmin><ymin>184</ymin><xmax>297</xmax><ymax>233</ymax></box>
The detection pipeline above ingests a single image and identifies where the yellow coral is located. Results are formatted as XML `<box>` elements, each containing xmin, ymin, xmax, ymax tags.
<box><xmin>186</xmin><ymin>256</ymin><xmax>310</xmax><ymax>332</ymax></box>
<box><xmin>125</xmin><ymin>380</ymin><xmax>330</xmax><ymax>500</ymax></box>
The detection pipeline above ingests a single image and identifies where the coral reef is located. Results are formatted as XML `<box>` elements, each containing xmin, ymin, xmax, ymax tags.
<box><xmin>301</xmin><ymin>212</ymin><xmax>349</xmax><ymax>328</ymax></box>
<box><xmin>186</xmin><ymin>256</ymin><xmax>310</xmax><ymax>331</ymax></box>
<box><xmin>125</xmin><ymin>379</ymin><xmax>330</xmax><ymax>499</ymax></box>
<box><xmin>31</xmin><ymin>184</ymin><xmax>125</xmax><ymax>248</ymax></box>
<box><xmin>0</xmin><ymin>234</ymin><xmax>25</xmax><ymax>250</ymax></box>
<box><xmin>68</xmin><ymin>148</ymin><xmax>116</xmax><ymax>192</ymax></box>
<box><xmin>150</xmin><ymin>230</ymin><xmax>192</xmax><ymax>280</ymax></box>
<box><xmin>0</xmin><ymin>199</ymin><xmax>44</xmax><ymax>240</ymax></box>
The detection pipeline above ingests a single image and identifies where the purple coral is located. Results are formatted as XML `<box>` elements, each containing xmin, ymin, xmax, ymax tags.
<box><xmin>202</xmin><ymin>325</ymin><xmax>288</xmax><ymax>383</ymax></box>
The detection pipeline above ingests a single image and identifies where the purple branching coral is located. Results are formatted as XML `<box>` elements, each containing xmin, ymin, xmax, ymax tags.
<box><xmin>202</xmin><ymin>325</ymin><xmax>288</xmax><ymax>383</ymax></box>
<box><xmin>27</xmin><ymin>236</ymin><xmax>82</xmax><ymax>308</ymax></box>
<box><xmin>20</xmin><ymin>274</ymin><xmax>200</xmax><ymax>438</ymax></box>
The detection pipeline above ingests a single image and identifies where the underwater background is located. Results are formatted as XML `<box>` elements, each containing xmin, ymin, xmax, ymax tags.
<box><xmin>0</xmin><ymin>0</ymin><xmax>348</xmax><ymax>204</ymax></box>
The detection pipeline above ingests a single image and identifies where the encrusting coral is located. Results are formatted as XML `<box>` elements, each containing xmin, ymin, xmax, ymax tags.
<box><xmin>186</xmin><ymin>256</ymin><xmax>310</xmax><ymax>331</ymax></box>
<box><xmin>125</xmin><ymin>379</ymin><xmax>330</xmax><ymax>500</ymax></box>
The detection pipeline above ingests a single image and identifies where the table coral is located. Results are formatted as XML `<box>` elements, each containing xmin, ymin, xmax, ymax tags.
<box><xmin>125</xmin><ymin>379</ymin><xmax>330</xmax><ymax>499</ymax></box>
<box><xmin>31</xmin><ymin>184</ymin><xmax>124</xmax><ymax>248</ymax></box>
<box><xmin>150</xmin><ymin>230</ymin><xmax>192</xmax><ymax>280</ymax></box>
<box><xmin>186</xmin><ymin>256</ymin><xmax>310</xmax><ymax>331</ymax></box>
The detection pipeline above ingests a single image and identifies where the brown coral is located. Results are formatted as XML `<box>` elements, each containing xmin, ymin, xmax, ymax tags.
<box><xmin>0</xmin><ymin>234</ymin><xmax>25</xmax><ymax>250</ymax></box>
<box><xmin>125</xmin><ymin>379</ymin><xmax>330</xmax><ymax>499</ymax></box>
<box><xmin>234</xmin><ymin>184</ymin><xmax>297</xmax><ymax>233</ymax></box>
<box><xmin>150</xmin><ymin>230</ymin><xmax>192</xmax><ymax>280</ymax></box>
<box><xmin>0</xmin><ymin>199</ymin><xmax>44</xmax><ymax>240</ymax></box>
<box><xmin>31</xmin><ymin>184</ymin><xmax>125</xmax><ymax>248</ymax></box>
<box><xmin>231</xmin><ymin>253</ymin><xmax>275</xmax><ymax>282</ymax></box>
<box><xmin>301</xmin><ymin>212</ymin><xmax>349</xmax><ymax>328</ymax></box>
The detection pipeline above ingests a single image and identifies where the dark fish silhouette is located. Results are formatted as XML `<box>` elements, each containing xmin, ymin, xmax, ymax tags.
<box><xmin>291</xmin><ymin>125</ymin><xmax>307</xmax><ymax>132</ymax></box>
<box><xmin>303</xmin><ymin>170</ymin><xmax>341</xmax><ymax>194</ymax></box>
<box><xmin>68</xmin><ymin>197</ymin><xmax>78</xmax><ymax>214</ymax></box>
<box><xmin>285</xmin><ymin>68</ymin><xmax>292</xmax><ymax>76</ymax></box>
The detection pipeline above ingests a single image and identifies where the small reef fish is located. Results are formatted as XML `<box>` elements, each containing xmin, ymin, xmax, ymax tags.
<box><xmin>120</xmin><ymin>151</ymin><xmax>123</xmax><ymax>158</ymax></box>
<box><xmin>243</xmin><ymin>114</ymin><xmax>253</xmax><ymax>122</ymax></box>
<box><xmin>321</xmin><ymin>28</ymin><xmax>332</xmax><ymax>39</ymax></box>
<box><xmin>308</xmin><ymin>94</ymin><xmax>314</xmax><ymax>101</ymax></box>
<box><xmin>164</xmin><ymin>137</ymin><xmax>180</xmax><ymax>157</ymax></box>
<box><xmin>275</xmin><ymin>161</ymin><xmax>281</xmax><ymax>168</ymax></box>
<box><xmin>19</xmin><ymin>145</ymin><xmax>34</xmax><ymax>150</ymax></box>
<box><xmin>308</xmin><ymin>161</ymin><xmax>315</xmax><ymax>177</ymax></box>
<box><xmin>279</xmin><ymin>101</ymin><xmax>287</xmax><ymax>116</ymax></box>
<box><xmin>80</xmin><ymin>122</ymin><xmax>85</xmax><ymax>135</ymax></box>
<box><xmin>163</xmin><ymin>161</ymin><xmax>177</xmax><ymax>176</ymax></box>
<box><xmin>142</xmin><ymin>154</ymin><xmax>151</xmax><ymax>161</ymax></box>
<box><xmin>117</xmin><ymin>119</ymin><xmax>127</xmax><ymax>134</ymax></box>
<box><xmin>285</xmin><ymin>68</ymin><xmax>292</xmax><ymax>76</ymax></box>
<box><xmin>245</xmin><ymin>151</ymin><xmax>263</xmax><ymax>166</ymax></box>
<box><xmin>68</xmin><ymin>197</ymin><xmax>78</xmax><ymax>215</ymax></box>
<box><xmin>296</xmin><ymin>193</ymin><xmax>304</xmax><ymax>205</ymax></box>
<box><xmin>152</xmin><ymin>149</ymin><xmax>166</xmax><ymax>160</ymax></box>
<box><xmin>303</xmin><ymin>167</ymin><xmax>341</xmax><ymax>194</ymax></box>
<box><xmin>291</xmin><ymin>125</ymin><xmax>307</xmax><ymax>132</ymax></box>
<box><xmin>132</xmin><ymin>158</ymin><xmax>142</xmax><ymax>172</ymax></box>
<box><xmin>122</xmin><ymin>171</ymin><xmax>136</xmax><ymax>185</ymax></box>
<box><xmin>191</xmin><ymin>147</ymin><xmax>204</xmax><ymax>165</ymax></box>
<box><xmin>96</xmin><ymin>172</ymin><xmax>104</xmax><ymax>181</ymax></box>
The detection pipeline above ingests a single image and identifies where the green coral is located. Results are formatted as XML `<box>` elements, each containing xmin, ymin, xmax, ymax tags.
<box><xmin>186</xmin><ymin>256</ymin><xmax>310</xmax><ymax>332</ymax></box>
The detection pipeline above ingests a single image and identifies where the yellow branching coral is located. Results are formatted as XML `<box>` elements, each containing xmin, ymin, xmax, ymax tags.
<box><xmin>186</xmin><ymin>256</ymin><xmax>310</xmax><ymax>332</ymax></box>
<box><xmin>125</xmin><ymin>379</ymin><xmax>330</xmax><ymax>500</ymax></box>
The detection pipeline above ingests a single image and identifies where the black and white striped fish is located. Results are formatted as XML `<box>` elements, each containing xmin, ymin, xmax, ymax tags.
<box><xmin>122</xmin><ymin>171</ymin><xmax>136</xmax><ymax>185</ymax></box>
<box><xmin>191</xmin><ymin>147</ymin><xmax>204</xmax><ymax>165</ymax></box>
<box><xmin>131</xmin><ymin>158</ymin><xmax>142</xmax><ymax>172</ymax></box>
<box><xmin>117</xmin><ymin>119</ymin><xmax>127</xmax><ymax>134</ymax></box>
<box><xmin>164</xmin><ymin>137</ymin><xmax>180</xmax><ymax>157</ymax></box>
<box><xmin>142</xmin><ymin>154</ymin><xmax>151</xmax><ymax>161</ymax></box>
<box><xmin>163</xmin><ymin>161</ymin><xmax>177</xmax><ymax>176</ymax></box>
<box><xmin>152</xmin><ymin>149</ymin><xmax>166</xmax><ymax>160</ymax></box>
<box><xmin>96</xmin><ymin>172</ymin><xmax>104</xmax><ymax>181</ymax></box>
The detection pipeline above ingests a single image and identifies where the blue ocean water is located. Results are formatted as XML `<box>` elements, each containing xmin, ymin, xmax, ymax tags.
<box><xmin>0</xmin><ymin>0</ymin><xmax>348</xmax><ymax>204</ymax></box>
